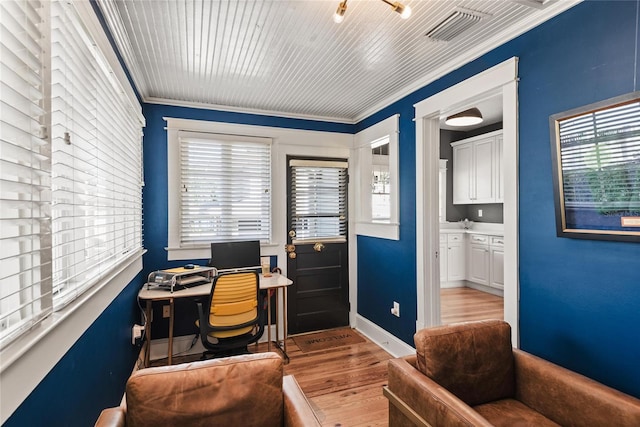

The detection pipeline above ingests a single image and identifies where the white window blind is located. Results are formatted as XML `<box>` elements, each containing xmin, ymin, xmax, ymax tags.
<box><xmin>558</xmin><ymin>101</ymin><xmax>640</xmax><ymax>212</ymax></box>
<box><xmin>0</xmin><ymin>0</ymin><xmax>52</xmax><ymax>347</ymax></box>
<box><xmin>50</xmin><ymin>0</ymin><xmax>143</xmax><ymax>308</ymax></box>
<box><xmin>179</xmin><ymin>133</ymin><xmax>271</xmax><ymax>245</ymax></box>
<box><xmin>290</xmin><ymin>160</ymin><xmax>348</xmax><ymax>241</ymax></box>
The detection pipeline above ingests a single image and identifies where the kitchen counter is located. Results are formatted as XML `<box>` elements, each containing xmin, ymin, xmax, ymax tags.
<box><xmin>440</xmin><ymin>226</ymin><xmax>503</xmax><ymax>237</ymax></box>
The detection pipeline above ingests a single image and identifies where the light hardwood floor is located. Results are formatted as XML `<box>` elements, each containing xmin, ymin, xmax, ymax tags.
<box><xmin>441</xmin><ymin>287</ymin><xmax>503</xmax><ymax>325</ymax></box>
<box><xmin>149</xmin><ymin>287</ymin><xmax>503</xmax><ymax>426</ymax></box>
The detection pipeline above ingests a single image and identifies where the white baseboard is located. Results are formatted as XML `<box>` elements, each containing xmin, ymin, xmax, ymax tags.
<box><xmin>464</xmin><ymin>281</ymin><xmax>504</xmax><ymax>297</ymax></box>
<box><xmin>354</xmin><ymin>315</ymin><xmax>414</xmax><ymax>358</ymax></box>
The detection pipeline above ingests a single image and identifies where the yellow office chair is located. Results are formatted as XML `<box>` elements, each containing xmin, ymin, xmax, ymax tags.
<box><xmin>196</xmin><ymin>271</ymin><xmax>265</xmax><ymax>358</ymax></box>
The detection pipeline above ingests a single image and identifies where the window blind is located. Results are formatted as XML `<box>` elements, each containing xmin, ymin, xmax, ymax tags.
<box><xmin>558</xmin><ymin>102</ymin><xmax>640</xmax><ymax>212</ymax></box>
<box><xmin>290</xmin><ymin>160</ymin><xmax>348</xmax><ymax>241</ymax></box>
<box><xmin>50</xmin><ymin>0</ymin><xmax>143</xmax><ymax>308</ymax></box>
<box><xmin>0</xmin><ymin>0</ymin><xmax>52</xmax><ymax>346</ymax></box>
<box><xmin>179</xmin><ymin>133</ymin><xmax>271</xmax><ymax>245</ymax></box>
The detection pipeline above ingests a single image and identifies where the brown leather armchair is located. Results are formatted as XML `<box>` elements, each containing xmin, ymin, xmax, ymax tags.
<box><xmin>95</xmin><ymin>352</ymin><xmax>320</xmax><ymax>427</ymax></box>
<box><xmin>384</xmin><ymin>320</ymin><xmax>640</xmax><ymax>427</ymax></box>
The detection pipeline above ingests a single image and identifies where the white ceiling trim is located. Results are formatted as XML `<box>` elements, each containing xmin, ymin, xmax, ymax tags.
<box><xmin>145</xmin><ymin>96</ymin><xmax>356</xmax><ymax>125</ymax></box>
<box><xmin>354</xmin><ymin>0</ymin><xmax>582</xmax><ymax>122</ymax></box>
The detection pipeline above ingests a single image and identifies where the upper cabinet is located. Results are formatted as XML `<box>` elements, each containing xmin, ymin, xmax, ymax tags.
<box><xmin>451</xmin><ymin>130</ymin><xmax>503</xmax><ymax>205</ymax></box>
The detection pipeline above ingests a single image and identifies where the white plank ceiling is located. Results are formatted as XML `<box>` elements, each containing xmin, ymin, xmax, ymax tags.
<box><xmin>97</xmin><ymin>0</ymin><xmax>580</xmax><ymax>122</ymax></box>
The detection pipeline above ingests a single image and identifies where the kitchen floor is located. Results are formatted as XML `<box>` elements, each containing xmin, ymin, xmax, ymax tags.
<box><xmin>441</xmin><ymin>287</ymin><xmax>503</xmax><ymax>324</ymax></box>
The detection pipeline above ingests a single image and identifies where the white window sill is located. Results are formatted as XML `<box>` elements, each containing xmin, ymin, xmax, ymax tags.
<box><xmin>0</xmin><ymin>250</ymin><xmax>145</xmax><ymax>425</ymax></box>
<box><xmin>355</xmin><ymin>221</ymin><xmax>400</xmax><ymax>240</ymax></box>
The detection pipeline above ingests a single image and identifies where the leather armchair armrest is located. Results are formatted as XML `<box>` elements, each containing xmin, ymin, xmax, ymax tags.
<box><xmin>94</xmin><ymin>407</ymin><xmax>126</xmax><ymax>427</ymax></box>
<box><xmin>283</xmin><ymin>374</ymin><xmax>321</xmax><ymax>427</ymax></box>
<box><xmin>514</xmin><ymin>349</ymin><xmax>640</xmax><ymax>427</ymax></box>
<box><xmin>387</xmin><ymin>356</ymin><xmax>493</xmax><ymax>427</ymax></box>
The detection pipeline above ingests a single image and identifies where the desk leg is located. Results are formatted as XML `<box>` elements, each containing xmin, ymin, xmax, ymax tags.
<box><xmin>267</xmin><ymin>291</ymin><xmax>272</xmax><ymax>352</ymax></box>
<box><xmin>275</xmin><ymin>289</ymin><xmax>280</xmax><ymax>350</ymax></box>
<box><xmin>168</xmin><ymin>298</ymin><xmax>174</xmax><ymax>365</ymax></box>
<box><xmin>144</xmin><ymin>300</ymin><xmax>152</xmax><ymax>368</ymax></box>
<box><xmin>272</xmin><ymin>286</ymin><xmax>289</xmax><ymax>363</ymax></box>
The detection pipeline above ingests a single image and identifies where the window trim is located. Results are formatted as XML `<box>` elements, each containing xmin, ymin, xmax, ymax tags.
<box><xmin>166</xmin><ymin>119</ymin><xmax>274</xmax><ymax>260</ymax></box>
<box><xmin>354</xmin><ymin>114</ymin><xmax>400</xmax><ymax>240</ymax></box>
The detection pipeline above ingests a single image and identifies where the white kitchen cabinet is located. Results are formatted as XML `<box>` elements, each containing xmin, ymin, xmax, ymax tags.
<box><xmin>440</xmin><ymin>232</ymin><xmax>465</xmax><ymax>286</ymax></box>
<box><xmin>451</xmin><ymin>130</ymin><xmax>503</xmax><ymax>204</ymax></box>
<box><xmin>439</xmin><ymin>235</ymin><xmax>447</xmax><ymax>283</ymax></box>
<box><xmin>468</xmin><ymin>234</ymin><xmax>489</xmax><ymax>285</ymax></box>
<box><xmin>489</xmin><ymin>236</ymin><xmax>504</xmax><ymax>290</ymax></box>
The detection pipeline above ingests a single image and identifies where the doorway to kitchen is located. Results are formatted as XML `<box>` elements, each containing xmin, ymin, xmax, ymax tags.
<box><xmin>414</xmin><ymin>58</ymin><xmax>520</xmax><ymax>345</ymax></box>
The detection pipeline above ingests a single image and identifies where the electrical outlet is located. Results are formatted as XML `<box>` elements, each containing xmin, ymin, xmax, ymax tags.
<box><xmin>391</xmin><ymin>301</ymin><xmax>400</xmax><ymax>317</ymax></box>
<box><xmin>162</xmin><ymin>305</ymin><xmax>171</xmax><ymax>318</ymax></box>
<box><xmin>478</xmin><ymin>209</ymin><xmax>483</xmax><ymax>217</ymax></box>
<box><xmin>131</xmin><ymin>324</ymin><xmax>144</xmax><ymax>345</ymax></box>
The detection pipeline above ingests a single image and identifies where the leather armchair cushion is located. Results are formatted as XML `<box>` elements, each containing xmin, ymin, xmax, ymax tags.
<box><xmin>473</xmin><ymin>399</ymin><xmax>560</xmax><ymax>427</ymax></box>
<box><xmin>125</xmin><ymin>353</ymin><xmax>283</xmax><ymax>427</ymax></box>
<box><xmin>413</xmin><ymin>320</ymin><xmax>515</xmax><ymax>406</ymax></box>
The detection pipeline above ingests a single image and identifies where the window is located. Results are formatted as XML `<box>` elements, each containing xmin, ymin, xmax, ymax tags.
<box><xmin>289</xmin><ymin>159</ymin><xmax>348</xmax><ymax>242</ymax></box>
<box><xmin>354</xmin><ymin>115</ymin><xmax>399</xmax><ymax>240</ymax></box>
<box><xmin>0</xmin><ymin>0</ymin><xmax>52</xmax><ymax>347</ymax></box>
<box><xmin>371</xmin><ymin>137</ymin><xmax>391</xmax><ymax>221</ymax></box>
<box><xmin>0</xmin><ymin>0</ymin><xmax>144</xmax><ymax>346</ymax></box>
<box><xmin>173</xmin><ymin>132</ymin><xmax>271</xmax><ymax>249</ymax></box>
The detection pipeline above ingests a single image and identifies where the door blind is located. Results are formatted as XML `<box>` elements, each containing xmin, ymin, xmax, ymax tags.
<box><xmin>50</xmin><ymin>0</ymin><xmax>144</xmax><ymax>308</ymax></box>
<box><xmin>179</xmin><ymin>133</ymin><xmax>271</xmax><ymax>245</ymax></box>
<box><xmin>290</xmin><ymin>160</ymin><xmax>348</xmax><ymax>241</ymax></box>
<box><xmin>0</xmin><ymin>0</ymin><xmax>52</xmax><ymax>347</ymax></box>
<box><xmin>558</xmin><ymin>101</ymin><xmax>640</xmax><ymax>211</ymax></box>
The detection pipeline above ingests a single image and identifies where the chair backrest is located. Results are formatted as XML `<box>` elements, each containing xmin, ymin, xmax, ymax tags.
<box><xmin>207</xmin><ymin>271</ymin><xmax>259</xmax><ymax>338</ymax></box>
<box><xmin>413</xmin><ymin>319</ymin><xmax>515</xmax><ymax>406</ymax></box>
<box><xmin>125</xmin><ymin>353</ymin><xmax>284</xmax><ymax>427</ymax></box>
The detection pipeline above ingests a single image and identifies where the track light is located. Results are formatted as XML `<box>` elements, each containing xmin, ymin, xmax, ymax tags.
<box><xmin>333</xmin><ymin>0</ymin><xmax>412</xmax><ymax>23</ymax></box>
<box><xmin>445</xmin><ymin>108</ymin><xmax>484</xmax><ymax>127</ymax></box>
<box><xmin>333</xmin><ymin>1</ymin><xmax>347</xmax><ymax>23</ymax></box>
<box><xmin>381</xmin><ymin>0</ymin><xmax>412</xmax><ymax>19</ymax></box>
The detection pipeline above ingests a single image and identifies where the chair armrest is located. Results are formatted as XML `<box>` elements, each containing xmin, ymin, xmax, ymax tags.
<box><xmin>514</xmin><ymin>349</ymin><xmax>640</xmax><ymax>426</ymax></box>
<box><xmin>283</xmin><ymin>375</ymin><xmax>321</xmax><ymax>427</ymax></box>
<box><xmin>387</xmin><ymin>356</ymin><xmax>493</xmax><ymax>427</ymax></box>
<box><xmin>94</xmin><ymin>407</ymin><xmax>126</xmax><ymax>427</ymax></box>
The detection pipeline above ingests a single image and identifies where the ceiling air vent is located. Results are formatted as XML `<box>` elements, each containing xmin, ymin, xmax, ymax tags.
<box><xmin>426</xmin><ymin>9</ymin><xmax>484</xmax><ymax>42</ymax></box>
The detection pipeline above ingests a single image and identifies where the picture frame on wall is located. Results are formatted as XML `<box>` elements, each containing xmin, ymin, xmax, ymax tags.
<box><xmin>549</xmin><ymin>91</ymin><xmax>640</xmax><ymax>242</ymax></box>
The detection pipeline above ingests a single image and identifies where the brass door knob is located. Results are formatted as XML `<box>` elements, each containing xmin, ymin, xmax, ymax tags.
<box><xmin>313</xmin><ymin>242</ymin><xmax>325</xmax><ymax>252</ymax></box>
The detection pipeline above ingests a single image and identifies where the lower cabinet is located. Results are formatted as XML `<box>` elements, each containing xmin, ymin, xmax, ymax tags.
<box><xmin>440</xmin><ymin>231</ymin><xmax>503</xmax><ymax>291</ymax></box>
<box><xmin>489</xmin><ymin>236</ymin><xmax>504</xmax><ymax>290</ymax></box>
<box><xmin>440</xmin><ymin>233</ymin><xmax>465</xmax><ymax>286</ymax></box>
<box><xmin>468</xmin><ymin>234</ymin><xmax>490</xmax><ymax>286</ymax></box>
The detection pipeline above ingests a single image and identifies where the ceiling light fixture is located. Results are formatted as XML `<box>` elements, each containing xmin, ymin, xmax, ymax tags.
<box><xmin>333</xmin><ymin>0</ymin><xmax>412</xmax><ymax>23</ymax></box>
<box><xmin>445</xmin><ymin>107</ymin><xmax>484</xmax><ymax>126</ymax></box>
<box><xmin>333</xmin><ymin>1</ymin><xmax>347</xmax><ymax>23</ymax></box>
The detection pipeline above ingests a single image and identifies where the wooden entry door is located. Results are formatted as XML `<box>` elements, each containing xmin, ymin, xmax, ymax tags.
<box><xmin>286</xmin><ymin>157</ymin><xmax>349</xmax><ymax>335</ymax></box>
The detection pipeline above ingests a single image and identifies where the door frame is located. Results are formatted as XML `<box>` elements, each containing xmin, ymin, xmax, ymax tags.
<box><xmin>414</xmin><ymin>57</ymin><xmax>520</xmax><ymax>345</ymax></box>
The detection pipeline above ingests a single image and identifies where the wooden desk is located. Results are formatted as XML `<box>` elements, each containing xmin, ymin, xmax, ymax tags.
<box><xmin>139</xmin><ymin>273</ymin><xmax>293</xmax><ymax>367</ymax></box>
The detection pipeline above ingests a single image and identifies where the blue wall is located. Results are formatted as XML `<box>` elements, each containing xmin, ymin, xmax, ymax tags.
<box><xmin>3</xmin><ymin>273</ymin><xmax>144</xmax><ymax>427</ymax></box>
<box><xmin>6</xmin><ymin>2</ymin><xmax>640</xmax><ymax>425</ymax></box>
<box><xmin>355</xmin><ymin>0</ymin><xmax>640</xmax><ymax>398</ymax></box>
